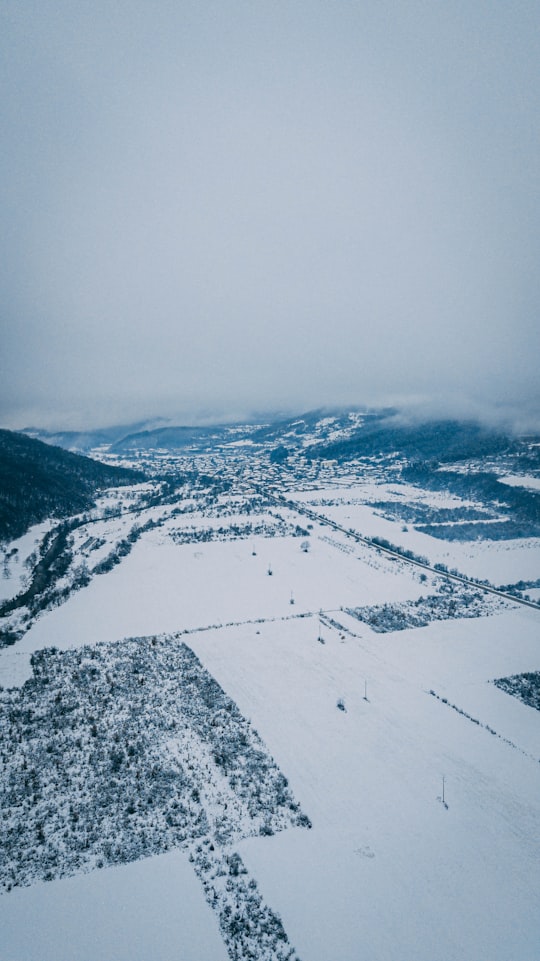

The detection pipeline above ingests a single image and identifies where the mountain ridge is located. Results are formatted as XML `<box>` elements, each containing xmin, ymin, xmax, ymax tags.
<box><xmin>0</xmin><ymin>430</ymin><xmax>145</xmax><ymax>542</ymax></box>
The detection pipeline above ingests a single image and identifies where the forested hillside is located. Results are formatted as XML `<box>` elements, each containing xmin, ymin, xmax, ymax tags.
<box><xmin>0</xmin><ymin>430</ymin><xmax>144</xmax><ymax>542</ymax></box>
<box><xmin>306</xmin><ymin>419</ymin><xmax>516</xmax><ymax>463</ymax></box>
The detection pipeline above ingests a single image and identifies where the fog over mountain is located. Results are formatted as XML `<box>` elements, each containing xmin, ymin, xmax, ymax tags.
<box><xmin>1</xmin><ymin>1</ymin><xmax>539</xmax><ymax>431</ymax></box>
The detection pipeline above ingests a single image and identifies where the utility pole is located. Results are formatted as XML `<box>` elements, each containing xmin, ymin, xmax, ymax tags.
<box><xmin>442</xmin><ymin>775</ymin><xmax>445</xmax><ymax>806</ymax></box>
<box><xmin>364</xmin><ymin>679</ymin><xmax>368</xmax><ymax>701</ymax></box>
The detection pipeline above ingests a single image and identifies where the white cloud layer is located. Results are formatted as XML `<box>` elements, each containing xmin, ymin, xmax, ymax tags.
<box><xmin>1</xmin><ymin>1</ymin><xmax>539</xmax><ymax>429</ymax></box>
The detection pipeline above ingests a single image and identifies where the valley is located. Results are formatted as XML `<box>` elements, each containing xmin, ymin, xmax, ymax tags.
<box><xmin>1</xmin><ymin>411</ymin><xmax>539</xmax><ymax>961</ymax></box>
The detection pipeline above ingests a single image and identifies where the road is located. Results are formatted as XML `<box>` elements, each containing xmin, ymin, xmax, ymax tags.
<box><xmin>268</xmin><ymin>491</ymin><xmax>540</xmax><ymax>613</ymax></box>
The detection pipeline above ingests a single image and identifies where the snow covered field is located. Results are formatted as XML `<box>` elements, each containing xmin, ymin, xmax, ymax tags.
<box><xmin>17</xmin><ymin>520</ymin><xmax>429</xmax><ymax>653</ymax></box>
<box><xmin>291</xmin><ymin>483</ymin><xmax>540</xmax><ymax>584</ymax></box>
<box><xmin>187</xmin><ymin>611</ymin><xmax>540</xmax><ymax>961</ymax></box>
<box><xmin>0</xmin><ymin>851</ymin><xmax>229</xmax><ymax>961</ymax></box>
<box><xmin>1</xmin><ymin>466</ymin><xmax>539</xmax><ymax>961</ymax></box>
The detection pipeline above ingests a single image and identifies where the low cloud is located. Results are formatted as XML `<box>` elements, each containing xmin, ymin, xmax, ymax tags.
<box><xmin>1</xmin><ymin>2</ymin><xmax>539</xmax><ymax>431</ymax></box>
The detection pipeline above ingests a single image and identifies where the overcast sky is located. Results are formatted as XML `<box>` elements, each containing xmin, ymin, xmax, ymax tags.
<box><xmin>1</xmin><ymin>1</ymin><xmax>539</xmax><ymax>430</ymax></box>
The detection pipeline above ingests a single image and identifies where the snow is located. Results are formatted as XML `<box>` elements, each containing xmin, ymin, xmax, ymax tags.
<box><xmin>1</xmin><ymin>470</ymin><xmax>539</xmax><ymax>961</ymax></box>
<box><xmin>293</xmin><ymin>481</ymin><xmax>479</xmax><ymax>510</ymax></box>
<box><xmin>499</xmin><ymin>474</ymin><xmax>540</xmax><ymax>491</ymax></box>
<box><xmin>18</xmin><ymin>525</ymin><xmax>426</xmax><ymax>653</ymax></box>
<box><xmin>0</xmin><ymin>520</ymin><xmax>53</xmax><ymax>603</ymax></box>
<box><xmin>0</xmin><ymin>850</ymin><xmax>228</xmax><ymax>961</ymax></box>
<box><xmin>187</xmin><ymin>611</ymin><xmax>540</xmax><ymax>961</ymax></box>
<box><xmin>290</xmin><ymin>483</ymin><xmax>540</xmax><ymax>583</ymax></box>
<box><xmin>0</xmin><ymin>650</ymin><xmax>32</xmax><ymax>689</ymax></box>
